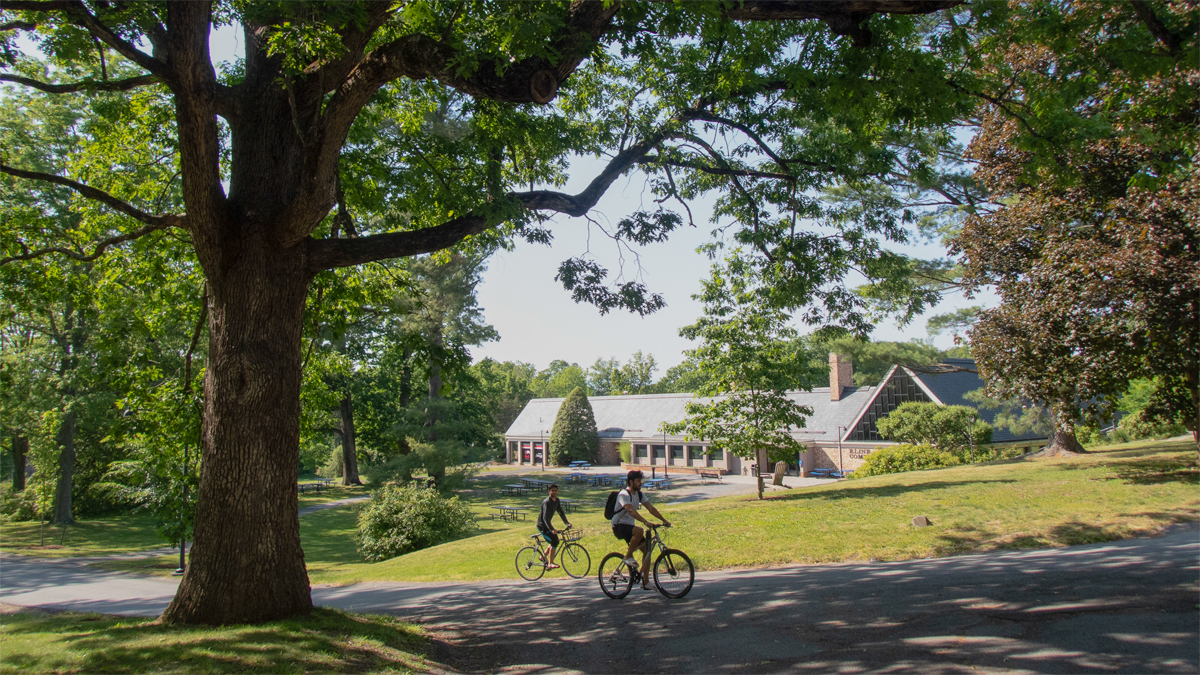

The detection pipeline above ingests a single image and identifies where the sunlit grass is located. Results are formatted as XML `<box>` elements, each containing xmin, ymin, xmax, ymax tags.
<box><xmin>307</xmin><ymin>439</ymin><xmax>1198</xmax><ymax>584</ymax></box>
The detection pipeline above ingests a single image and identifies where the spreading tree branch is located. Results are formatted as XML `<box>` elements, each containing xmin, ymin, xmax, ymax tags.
<box><xmin>1</xmin><ymin>0</ymin><xmax>172</xmax><ymax>82</ymax></box>
<box><xmin>0</xmin><ymin>163</ymin><xmax>184</xmax><ymax>230</ymax></box>
<box><xmin>0</xmin><ymin>73</ymin><xmax>160</xmax><ymax>93</ymax></box>
<box><xmin>0</xmin><ymin>221</ymin><xmax>177</xmax><ymax>265</ymax></box>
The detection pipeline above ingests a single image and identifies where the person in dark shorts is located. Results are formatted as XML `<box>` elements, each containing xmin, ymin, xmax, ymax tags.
<box><xmin>537</xmin><ymin>484</ymin><xmax>572</xmax><ymax>569</ymax></box>
<box><xmin>611</xmin><ymin>470</ymin><xmax>670</xmax><ymax>589</ymax></box>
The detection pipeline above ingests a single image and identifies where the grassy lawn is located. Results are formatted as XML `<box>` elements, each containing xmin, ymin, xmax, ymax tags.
<box><xmin>307</xmin><ymin>438</ymin><xmax>1197</xmax><ymax>584</ymax></box>
<box><xmin>17</xmin><ymin>440</ymin><xmax>1199</xmax><ymax>585</ymax></box>
<box><xmin>1</xmin><ymin>483</ymin><xmax>370</xmax><ymax>560</ymax></box>
<box><xmin>0</xmin><ymin>515</ymin><xmax>168</xmax><ymax>559</ymax></box>
<box><xmin>0</xmin><ymin>606</ymin><xmax>428</xmax><ymax>674</ymax></box>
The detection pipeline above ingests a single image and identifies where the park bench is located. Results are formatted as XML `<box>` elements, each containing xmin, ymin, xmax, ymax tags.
<box><xmin>298</xmin><ymin>482</ymin><xmax>324</xmax><ymax>494</ymax></box>
<box><xmin>568</xmin><ymin>461</ymin><xmax>591</xmax><ymax>470</ymax></box>
<box><xmin>699</xmin><ymin>470</ymin><xmax>722</xmax><ymax>483</ymax></box>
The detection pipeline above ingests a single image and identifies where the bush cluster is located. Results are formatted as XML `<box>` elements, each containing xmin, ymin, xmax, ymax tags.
<box><xmin>0</xmin><ymin>486</ymin><xmax>43</xmax><ymax>522</ymax></box>
<box><xmin>851</xmin><ymin>444</ymin><xmax>961</xmax><ymax>479</ymax></box>
<box><xmin>355</xmin><ymin>482</ymin><xmax>475</xmax><ymax>562</ymax></box>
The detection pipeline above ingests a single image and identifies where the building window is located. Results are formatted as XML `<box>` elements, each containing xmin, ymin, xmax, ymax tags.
<box><xmin>635</xmin><ymin>444</ymin><xmax>648</xmax><ymax>458</ymax></box>
<box><xmin>688</xmin><ymin>445</ymin><xmax>706</xmax><ymax>460</ymax></box>
<box><xmin>652</xmin><ymin>445</ymin><xmax>665</xmax><ymax>459</ymax></box>
<box><xmin>669</xmin><ymin>445</ymin><xmax>684</xmax><ymax>460</ymax></box>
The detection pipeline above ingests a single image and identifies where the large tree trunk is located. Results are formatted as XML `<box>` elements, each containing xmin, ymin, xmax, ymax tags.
<box><xmin>1031</xmin><ymin>407</ymin><xmax>1088</xmax><ymax>457</ymax></box>
<box><xmin>339</xmin><ymin>394</ymin><xmax>361</xmax><ymax>485</ymax></box>
<box><xmin>161</xmin><ymin>247</ymin><xmax>313</xmax><ymax>625</ymax></box>
<box><xmin>52</xmin><ymin>411</ymin><xmax>76</xmax><ymax>524</ymax></box>
<box><xmin>12</xmin><ymin>435</ymin><xmax>27</xmax><ymax>491</ymax></box>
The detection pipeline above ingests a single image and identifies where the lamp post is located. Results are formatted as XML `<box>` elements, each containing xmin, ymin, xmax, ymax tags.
<box><xmin>837</xmin><ymin>425</ymin><xmax>846</xmax><ymax>474</ymax></box>
<box><xmin>539</xmin><ymin>417</ymin><xmax>546</xmax><ymax>471</ymax></box>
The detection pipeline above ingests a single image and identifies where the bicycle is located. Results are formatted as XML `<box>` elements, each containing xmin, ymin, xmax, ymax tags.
<box><xmin>515</xmin><ymin>527</ymin><xmax>591</xmax><ymax>580</ymax></box>
<box><xmin>598</xmin><ymin>523</ymin><xmax>694</xmax><ymax>599</ymax></box>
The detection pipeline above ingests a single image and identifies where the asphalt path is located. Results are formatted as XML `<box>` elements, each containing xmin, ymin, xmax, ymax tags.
<box><xmin>2</xmin><ymin>524</ymin><xmax>1197</xmax><ymax>674</ymax></box>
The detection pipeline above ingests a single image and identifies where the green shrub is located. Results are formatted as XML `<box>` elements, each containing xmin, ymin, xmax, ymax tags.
<box><xmin>953</xmin><ymin>446</ymin><xmax>1025</xmax><ymax>463</ymax></box>
<box><xmin>0</xmin><ymin>485</ymin><xmax>46</xmax><ymax>523</ymax></box>
<box><xmin>851</xmin><ymin>443</ymin><xmax>961</xmax><ymax>478</ymax></box>
<box><xmin>355</xmin><ymin>483</ymin><xmax>476</xmax><ymax>562</ymax></box>
<box><xmin>363</xmin><ymin>439</ymin><xmax>479</xmax><ymax>495</ymax></box>
<box><xmin>1122</xmin><ymin>411</ymin><xmax>1187</xmax><ymax>440</ymax></box>
<box><xmin>617</xmin><ymin>441</ymin><xmax>631</xmax><ymax>464</ymax></box>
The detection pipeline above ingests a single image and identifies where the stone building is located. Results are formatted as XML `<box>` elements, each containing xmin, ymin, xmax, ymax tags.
<box><xmin>504</xmin><ymin>355</ymin><xmax>1047</xmax><ymax>474</ymax></box>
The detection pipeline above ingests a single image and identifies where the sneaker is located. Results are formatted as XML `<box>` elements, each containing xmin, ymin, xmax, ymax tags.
<box><xmin>623</xmin><ymin>557</ymin><xmax>637</xmax><ymax>566</ymax></box>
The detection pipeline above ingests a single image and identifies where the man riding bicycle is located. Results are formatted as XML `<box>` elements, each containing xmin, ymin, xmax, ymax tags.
<box><xmin>611</xmin><ymin>470</ymin><xmax>670</xmax><ymax>590</ymax></box>
<box><xmin>537</xmin><ymin>484</ymin><xmax>572</xmax><ymax>569</ymax></box>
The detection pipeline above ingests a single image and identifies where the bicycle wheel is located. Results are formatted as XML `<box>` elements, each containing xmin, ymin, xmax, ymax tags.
<box><xmin>653</xmin><ymin>548</ymin><xmax>694</xmax><ymax>598</ymax></box>
<box><xmin>560</xmin><ymin>543</ymin><xmax>591</xmax><ymax>578</ymax></box>
<box><xmin>598</xmin><ymin>552</ymin><xmax>633</xmax><ymax>599</ymax></box>
<box><xmin>515</xmin><ymin>546</ymin><xmax>545</xmax><ymax>581</ymax></box>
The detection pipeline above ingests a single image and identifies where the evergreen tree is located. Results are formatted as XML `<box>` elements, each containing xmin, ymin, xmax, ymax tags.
<box><xmin>548</xmin><ymin>387</ymin><xmax>599</xmax><ymax>466</ymax></box>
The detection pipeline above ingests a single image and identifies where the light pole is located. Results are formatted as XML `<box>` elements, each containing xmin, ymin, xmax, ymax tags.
<box><xmin>967</xmin><ymin>413</ymin><xmax>977</xmax><ymax>463</ymax></box>
<box><xmin>539</xmin><ymin>417</ymin><xmax>546</xmax><ymax>471</ymax></box>
<box><xmin>837</xmin><ymin>425</ymin><xmax>846</xmax><ymax>474</ymax></box>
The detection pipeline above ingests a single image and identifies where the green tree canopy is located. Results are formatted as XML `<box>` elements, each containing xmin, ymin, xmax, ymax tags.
<box><xmin>952</xmin><ymin>1</ymin><xmax>1198</xmax><ymax>454</ymax></box>
<box><xmin>548</xmin><ymin>387</ymin><xmax>599</xmax><ymax>466</ymax></box>
<box><xmin>2</xmin><ymin>0</ymin><xmax>973</xmax><ymax>624</ymax></box>
<box><xmin>875</xmin><ymin>401</ymin><xmax>992</xmax><ymax>452</ymax></box>
<box><xmin>662</xmin><ymin>261</ymin><xmax>817</xmax><ymax>498</ymax></box>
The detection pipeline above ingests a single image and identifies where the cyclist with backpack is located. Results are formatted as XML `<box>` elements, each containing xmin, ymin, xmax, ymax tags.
<box><xmin>608</xmin><ymin>470</ymin><xmax>670</xmax><ymax>590</ymax></box>
<box><xmin>537</xmin><ymin>484</ymin><xmax>572</xmax><ymax>570</ymax></box>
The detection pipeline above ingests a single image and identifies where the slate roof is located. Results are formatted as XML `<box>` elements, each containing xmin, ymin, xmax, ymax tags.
<box><xmin>907</xmin><ymin>359</ymin><xmax>1045</xmax><ymax>443</ymax></box>
<box><xmin>505</xmin><ymin>387</ymin><xmax>878</xmax><ymax>444</ymax></box>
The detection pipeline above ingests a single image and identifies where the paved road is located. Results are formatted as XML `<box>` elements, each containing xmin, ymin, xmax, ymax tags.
<box><xmin>2</xmin><ymin>525</ymin><xmax>1196</xmax><ymax>674</ymax></box>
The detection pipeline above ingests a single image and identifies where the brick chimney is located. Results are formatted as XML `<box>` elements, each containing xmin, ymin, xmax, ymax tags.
<box><xmin>829</xmin><ymin>353</ymin><xmax>853</xmax><ymax>401</ymax></box>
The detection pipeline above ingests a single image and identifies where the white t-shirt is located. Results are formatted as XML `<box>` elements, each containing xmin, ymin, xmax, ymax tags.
<box><xmin>611</xmin><ymin>488</ymin><xmax>649</xmax><ymax>527</ymax></box>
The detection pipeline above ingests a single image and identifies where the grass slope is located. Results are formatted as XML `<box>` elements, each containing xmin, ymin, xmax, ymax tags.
<box><xmin>0</xmin><ymin>606</ymin><xmax>428</xmax><ymax>674</ymax></box>
<box><xmin>311</xmin><ymin>439</ymin><xmax>1198</xmax><ymax>584</ymax></box>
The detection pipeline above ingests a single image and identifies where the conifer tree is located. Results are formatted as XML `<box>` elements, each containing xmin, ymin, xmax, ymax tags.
<box><xmin>548</xmin><ymin>387</ymin><xmax>598</xmax><ymax>466</ymax></box>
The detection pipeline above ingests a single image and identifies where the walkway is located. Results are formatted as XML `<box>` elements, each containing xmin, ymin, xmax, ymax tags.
<box><xmin>2</xmin><ymin>525</ymin><xmax>1195</xmax><ymax>673</ymax></box>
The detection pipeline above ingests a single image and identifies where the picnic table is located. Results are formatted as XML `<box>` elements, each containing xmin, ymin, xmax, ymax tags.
<box><xmin>318</xmin><ymin>477</ymin><xmax>334</xmax><ymax>488</ymax></box>
<box><xmin>490</xmin><ymin>505</ymin><xmax>528</xmax><ymax>522</ymax></box>
<box><xmin>566</xmin><ymin>473</ymin><xmax>587</xmax><ymax>484</ymax></box>
<box><xmin>558</xmin><ymin>498</ymin><xmax>579</xmax><ymax>514</ymax></box>
<box><xmin>568</xmin><ymin>461</ymin><xmax>591</xmax><ymax>469</ymax></box>
<box><xmin>809</xmin><ymin>468</ymin><xmax>842</xmax><ymax>478</ymax></box>
<box><xmin>503</xmin><ymin>483</ymin><xmax>531</xmax><ymax>496</ymax></box>
<box><xmin>298</xmin><ymin>482</ymin><xmax>324</xmax><ymax>494</ymax></box>
<box><xmin>644</xmin><ymin>478</ymin><xmax>673</xmax><ymax>490</ymax></box>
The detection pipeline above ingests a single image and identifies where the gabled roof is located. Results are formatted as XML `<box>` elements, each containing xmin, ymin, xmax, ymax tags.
<box><xmin>505</xmin><ymin>387</ymin><xmax>878</xmax><ymax>443</ymax></box>
<box><xmin>841</xmin><ymin>358</ymin><xmax>1046</xmax><ymax>444</ymax></box>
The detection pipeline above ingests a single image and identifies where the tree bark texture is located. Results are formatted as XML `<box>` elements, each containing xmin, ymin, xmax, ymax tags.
<box><xmin>161</xmin><ymin>245</ymin><xmax>313</xmax><ymax>625</ymax></box>
<box><xmin>339</xmin><ymin>394</ymin><xmax>360</xmax><ymax>485</ymax></box>
<box><xmin>11</xmin><ymin>435</ymin><xmax>27</xmax><ymax>491</ymax></box>
<box><xmin>52</xmin><ymin>410</ymin><xmax>76</xmax><ymax>524</ymax></box>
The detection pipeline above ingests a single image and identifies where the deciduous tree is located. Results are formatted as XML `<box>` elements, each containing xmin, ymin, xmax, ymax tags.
<box><xmin>952</xmin><ymin>1</ymin><xmax>1199</xmax><ymax>454</ymax></box>
<box><xmin>0</xmin><ymin>0</ymin><xmax>965</xmax><ymax>623</ymax></box>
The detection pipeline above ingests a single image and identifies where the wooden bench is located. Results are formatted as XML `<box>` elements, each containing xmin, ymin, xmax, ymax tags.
<box><xmin>699</xmin><ymin>470</ymin><xmax>722</xmax><ymax>483</ymax></box>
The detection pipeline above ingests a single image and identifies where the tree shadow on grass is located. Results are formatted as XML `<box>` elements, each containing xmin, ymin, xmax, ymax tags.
<box><xmin>1</xmin><ymin>608</ymin><xmax>429</xmax><ymax>674</ymax></box>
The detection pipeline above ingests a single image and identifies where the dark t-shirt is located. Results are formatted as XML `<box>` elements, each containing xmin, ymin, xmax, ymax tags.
<box><xmin>537</xmin><ymin>496</ymin><xmax>569</xmax><ymax>531</ymax></box>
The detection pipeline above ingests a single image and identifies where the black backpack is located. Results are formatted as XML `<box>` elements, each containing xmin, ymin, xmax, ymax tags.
<box><xmin>603</xmin><ymin>488</ymin><xmax>643</xmax><ymax>520</ymax></box>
